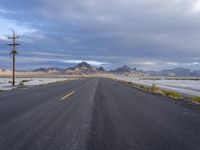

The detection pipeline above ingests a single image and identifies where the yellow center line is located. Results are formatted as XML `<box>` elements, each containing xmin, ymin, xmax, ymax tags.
<box><xmin>61</xmin><ymin>91</ymin><xmax>75</xmax><ymax>101</ymax></box>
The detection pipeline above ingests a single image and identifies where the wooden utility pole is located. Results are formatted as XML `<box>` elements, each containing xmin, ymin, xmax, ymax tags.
<box><xmin>8</xmin><ymin>30</ymin><xmax>20</xmax><ymax>86</ymax></box>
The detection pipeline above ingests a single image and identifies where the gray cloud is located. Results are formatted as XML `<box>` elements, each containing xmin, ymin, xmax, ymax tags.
<box><xmin>0</xmin><ymin>0</ymin><xmax>200</xmax><ymax>70</ymax></box>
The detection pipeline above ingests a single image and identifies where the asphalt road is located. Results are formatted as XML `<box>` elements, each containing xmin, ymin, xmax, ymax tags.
<box><xmin>0</xmin><ymin>78</ymin><xmax>199</xmax><ymax>150</ymax></box>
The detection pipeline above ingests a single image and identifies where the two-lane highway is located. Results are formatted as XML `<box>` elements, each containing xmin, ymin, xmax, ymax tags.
<box><xmin>0</xmin><ymin>78</ymin><xmax>199</xmax><ymax>150</ymax></box>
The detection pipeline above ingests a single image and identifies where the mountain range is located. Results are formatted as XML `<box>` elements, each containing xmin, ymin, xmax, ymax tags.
<box><xmin>1</xmin><ymin>62</ymin><xmax>200</xmax><ymax>77</ymax></box>
<box><xmin>33</xmin><ymin>62</ymin><xmax>101</xmax><ymax>75</ymax></box>
<box><xmin>146</xmin><ymin>67</ymin><xmax>200</xmax><ymax>77</ymax></box>
<box><xmin>32</xmin><ymin>62</ymin><xmax>200</xmax><ymax>77</ymax></box>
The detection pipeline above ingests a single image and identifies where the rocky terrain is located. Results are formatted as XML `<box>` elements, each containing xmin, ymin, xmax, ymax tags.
<box><xmin>33</xmin><ymin>62</ymin><xmax>145</xmax><ymax>76</ymax></box>
<box><xmin>1</xmin><ymin>62</ymin><xmax>200</xmax><ymax>77</ymax></box>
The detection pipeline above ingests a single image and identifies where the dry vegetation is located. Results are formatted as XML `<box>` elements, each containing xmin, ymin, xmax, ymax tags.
<box><xmin>112</xmin><ymin>78</ymin><xmax>199</xmax><ymax>104</ymax></box>
<box><xmin>192</xmin><ymin>96</ymin><xmax>200</xmax><ymax>104</ymax></box>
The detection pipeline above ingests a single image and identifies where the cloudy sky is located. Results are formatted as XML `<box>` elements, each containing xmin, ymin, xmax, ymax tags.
<box><xmin>0</xmin><ymin>0</ymin><xmax>200</xmax><ymax>71</ymax></box>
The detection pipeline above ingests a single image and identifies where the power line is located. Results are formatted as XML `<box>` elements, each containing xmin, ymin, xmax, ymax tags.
<box><xmin>7</xmin><ymin>30</ymin><xmax>20</xmax><ymax>86</ymax></box>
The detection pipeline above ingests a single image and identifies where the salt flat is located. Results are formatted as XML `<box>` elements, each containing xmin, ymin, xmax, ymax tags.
<box><xmin>0</xmin><ymin>78</ymin><xmax>75</xmax><ymax>91</ymax></box>
<box><xmin>116</xmin><ymin>76</ymin><xmax>200</xmax><ymax>96</ymax></box>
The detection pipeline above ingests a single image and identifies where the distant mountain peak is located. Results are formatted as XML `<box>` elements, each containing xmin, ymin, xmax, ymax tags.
<box><xmin>147</xmin><ymin>67</ymin><xmax>200</xmax><ymax>77</ymax></box>
<box><xmin>74</xmin><ymin>62</ymin><xmax>93</xmax><ymax>70</ymax></box>
<box><xmin>96</xmin><ymin>66</ymin><xmax>105</xmax><ymax>72</ymax></box>
<box><xmin>33</xmin><ymin>67</ymin><xmax>47</xmax><ymax>72</ymax></box>
<box><xmin>121</xmin><ymin>65</ymin><xmax>132</xmax><ymax>70</ymax></box>
<box><xmin>111</xmin><ymin>65</ymin><xmax>132</xmax><ymax>74</ymax></box>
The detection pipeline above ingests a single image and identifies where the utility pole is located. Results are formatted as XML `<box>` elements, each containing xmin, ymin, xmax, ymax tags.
<box><xmin>8</xmin><ymin>30</ymin><xmax>20</xmax><ymax>86</ymax></box>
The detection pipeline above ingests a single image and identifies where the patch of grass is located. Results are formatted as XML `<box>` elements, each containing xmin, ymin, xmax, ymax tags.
<box><xmin>192</xmin><ymin>96</ymin><xmax>200</xmax><ymax>104</ymax></box>
<box><xmin>150</xmin><ymin>83</ymin><xmax>161</xmax><ymax>93</ymax></box>
<box><xmin>17</xmin><ymin>80</ymin><xmax>31</xmax><ymax>88</ymax></box>
<box><xmin>17</xmin><ymin>81</ymin><xmax>26</xmax><ymax>88</ymax></box>
<box><xmin>126</xmin><ymin>81</ymin><xmax>133</xmax><ymax>85</ymax></box>
<box><xmin>112</xmin><ymin>78</ymin><xmax>200</xmax><ymax>105</ymax></box>
<box><xmin>18</xmin><ymin>82</ymin><xmax>24</xmax><ymax>86</ymax></box>
<box><xmin>21</xmin><ymin>80</ymin><xmax>30</xmax><ymax>83</ymax></box>
<box><xmin>8</xmin><ymin>81</ymin><xmax>12</xmax><ymax>84</ymax></box>
<box><xmin>163</xmin><ymin>91</ymin><xmax>182</xmax><ymax>100</ymax></box>
<box><xmin>139</xmin><ymin>85</ymin><xmax>145</xmax><ymax>89</ymax></box>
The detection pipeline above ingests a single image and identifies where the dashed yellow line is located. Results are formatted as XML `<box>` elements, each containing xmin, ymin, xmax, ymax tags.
<box><xmin>61</xmin><ymin>91</ymin><xmax>75</xmax><ymax>101</ymax></box>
